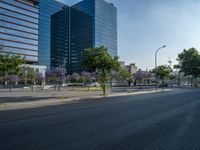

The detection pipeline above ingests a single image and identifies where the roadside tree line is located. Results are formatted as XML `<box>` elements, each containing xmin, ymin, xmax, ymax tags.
<box><xmin>1</xmin><ymin>46</ymin><xmax>199</xmax><ymax>93</ymax></box>
<box><xmin>0</xmin><ymin>46</ymin><xmax>132</xmax><ymax>94</ymax></box>
<box><xmin>152</xmin><ymin>47</ymin><xmax>200</xmax><ymax>88</ymax></box>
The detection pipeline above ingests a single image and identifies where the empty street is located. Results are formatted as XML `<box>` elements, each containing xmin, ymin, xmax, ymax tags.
<box><xmin>1</xmin><ymin>89</ymin><xmax>200</xmax><ymax>150</ymax></box>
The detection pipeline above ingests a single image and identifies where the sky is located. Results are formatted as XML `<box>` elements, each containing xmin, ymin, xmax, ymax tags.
<box><xmin>58</xmin><ymin>0</ymin><xmax>200</xmax><ymax>70</ymax></box>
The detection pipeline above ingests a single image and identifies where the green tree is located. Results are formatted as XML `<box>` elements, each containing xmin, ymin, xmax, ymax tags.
<box><xmin>27</xmin><ymin>68</ymin><xmax>36</xmax><ymax>92</ymax></box>
<box><xmin>118</xmin><ymin>67</ymin><xmax>132</xmax><ymax>86</ymax></box>
<box><xmin>168</xmin><ymin>73</ymin><xmax>177</xmax><ymax>87</ymax></box>
<box><xmin>83</xmin><ymin>46</ymin><xmax>120</xmax><ymax>95</ymax></box>
<box><xmin>0</xmin><ymin>53</ymin><xmax>24</xmax><ymax>83</ymax></box>
<box><xmin>27</xmin><ymin>68</ymin><xmax>36</xmax><ymax>84</ymax></box>
<box><xmin>152</xmin><ymin>65</ymin><xmax>172</xmax><ymax>88</ymax></box>
<box><xmin>81</xmin><ymin>71</ymin><xmax>92</xmax><ymax>83</ymax></box>
<box><xmin>176</xmin><ymin>48</ymin><xmax>200</xmax><ymax>85</ymax></box>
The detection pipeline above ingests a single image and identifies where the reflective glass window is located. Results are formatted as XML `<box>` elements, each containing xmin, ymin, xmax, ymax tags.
<box><xmin>0</xmin><ymin>2</ymin><xmax>38</xmax><ymax>18</ymax></box>
<box><xmin>0</xmin><ymin>33</ymin><xmax>38</xmax><ymax>45</ymax></box>
<box><xmin>0</xmin><ymin>27</ymin><xmax>38</xmax><ymax>40</ymax></box>
<box><xmin>0</xmin><ymin>14</ymin><xmax>38</xmax><ymax>29</ymax></box>
<box><xmin>2</xmin><ymin>0</ymin><xmax>39</xmax><ymax>13</ymax></box>
<box><xmin>3</xmin><ymin>47</ymin><xmax>38</xmax><ymax>56</ymax></box>
<box><xmin>0</xmin><ymin>8</ymin><xmax>38</xmax><ymax>23</ymax></box>
<box><xmin>0</xmin><ymin>21</ymin><xmax>38</xmax><ymax>34</ymax></box>
<box><xmin>0</xmin><ymin>39</ymin><xmax>38</xmax><ymax>50</ymax></box>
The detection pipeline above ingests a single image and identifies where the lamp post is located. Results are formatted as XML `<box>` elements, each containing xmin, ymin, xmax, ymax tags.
<box><xmin>155</xmin><ymin>45</ymin><xmax>166</xmax><ymax>90</ymax></box>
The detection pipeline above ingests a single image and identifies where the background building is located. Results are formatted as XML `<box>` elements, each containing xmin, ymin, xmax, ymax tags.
<box><xmin>0</xmin><ymin>0</ymin><xmax>39</xmax><ymax>63</ymax></box>
<box><xmin>126</xmin><ymin>63</ymin><xmax>137</xmax><ymax>76</ymax></box>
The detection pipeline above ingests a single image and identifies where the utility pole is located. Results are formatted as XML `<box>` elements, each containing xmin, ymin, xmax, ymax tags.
<box><xmin>168</xmin><ymin>57</ymin><xmax>172</xmax><ymax>67</ymax></box>
<box><xmin>155</xmin><ymin>45</ymin><xmax>166</xmax><ymax>90</ymax></box>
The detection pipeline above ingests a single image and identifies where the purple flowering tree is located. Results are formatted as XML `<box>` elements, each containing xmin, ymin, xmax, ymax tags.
<box><xmin>66</xmin><ymin>75</ymin><xmax>71</xmax><ymax>83</ymax></box>
<box><xmin>36</xmin><ymin>72</ymin><xmax>44</xmax><ymax>83</ymax></box>
<box><xmin>46</xmin><ymin>67</ymin><xmax>66</xmax><ymax>90</ymax></box>
<box><xmin>5</xmin><ymin>74</ymin><xmax>20</xmax><ymax>92</ymax></box>
<box><xmin>70</xmin><ymin>73</ymin><xmax>80</xmax><ymax>83</ymax></box>
<box><xmin>36</xmin><ymin>72</ymin><xmax>44</xmax><ymax>90</ymax></box>
<box><xmin>91</xmin><ymin>72</ymin><xmax>98</xmax><ymax>81</ymax></box>
<box><xmin>81</xmin><ymin>71</ymin><xmax>92</xmax><ymax>82</ymax></box>
<box><xmin>133</xmin><ymin>70</ymin><xmax>150</xmax><ymax>86</ymax></box>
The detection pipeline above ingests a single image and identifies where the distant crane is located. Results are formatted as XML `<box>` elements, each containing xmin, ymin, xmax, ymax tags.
<box><xmin>168</xmin><ymin>57</ymin><xmax>172</xmax><ymax>67</ymax></box>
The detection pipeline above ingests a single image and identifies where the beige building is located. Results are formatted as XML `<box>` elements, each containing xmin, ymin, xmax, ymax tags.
<box><xmin>126</xmin><ymin>63</ymin><xmax>137</xmax><ymax>76</ymax></box>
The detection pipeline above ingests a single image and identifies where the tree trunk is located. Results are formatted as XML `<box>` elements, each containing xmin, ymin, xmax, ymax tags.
<box><xmin>103</xmin><ymin>84</ymin><xmax>106</xmax><ymax>95</ymax></box>
<box><xmin>102</xmin><ymin>70</ymin><xmax>106</xmax><ymax>95</ymax></box>
<box><xmin>58</xmin><ymin>82</ymin><xmax>61</xmax><ymax>91</ymax></box>
<box><xmin>9</xmin><ymin>84</ymin><xmax>11</xmax><ymax>92</ymax></box>
<box><xmin>162</xmin><ymin>77</ymin><xmax>165</xmax><ymax>89</ymax></box>
<box><xmin>40</xmin><ymin>83</ymin><xmax>43</xmax><ymax>91</ymax></box>
<box><xmin>31</xmin><ymin>84</ymin><xmax>33</xmax><ymax>92</ymax></box>
<box><xmin>191</xmin><ymin>76</ymin><xmax>194</xmax><ymax>87</ymax></box>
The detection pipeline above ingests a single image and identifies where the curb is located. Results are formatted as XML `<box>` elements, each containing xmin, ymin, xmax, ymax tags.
<box><xmin>0</xmin><ymin>89</ymin><xmax>172</xmax><ymax>111</ymax></box>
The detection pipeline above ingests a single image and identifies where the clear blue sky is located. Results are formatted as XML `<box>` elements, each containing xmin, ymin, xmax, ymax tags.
<box><xmin>58</xmin><ymin>0</ymin><xmax>200</xmax><ymax>70</ymax></box>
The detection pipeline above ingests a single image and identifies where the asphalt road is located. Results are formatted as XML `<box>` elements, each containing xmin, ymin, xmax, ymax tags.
<box><xmin>1</xmin><ymin>89</ymin><xmax>200</xmax><ymax>150</ymax></box>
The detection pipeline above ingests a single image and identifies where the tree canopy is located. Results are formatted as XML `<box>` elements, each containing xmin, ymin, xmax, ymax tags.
<box><xmin>83</xmin><ymin>46</ymin><xmax>121</xmax><ymax>95</ymax></box>
<box><xmin>117</xmin><ymin>67</ymin><xmax>132</xmax><ymax>83</ymax></box>
<box><xmin>83</xmin><ymin>46</ymin><xmax>120</xmax><ymax>73</ymax></box>
<box><xmin>176</xmin><ymin>48</ymin><xmax>200</xmax><ymax>78</ymax></box>
<box><xmin>152</xmin><ymin>65</ymin><xmax>172</xmax><ymax>80</ymax></box>
<box><xmin>0</xmin><ymin>53</ymin><xmax>24</xmax><ymax>79</ymax></box>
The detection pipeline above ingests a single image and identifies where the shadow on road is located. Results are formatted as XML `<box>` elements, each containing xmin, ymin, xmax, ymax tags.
<box><xmin>0</xmin><ymin>96</ymin><xmax>56</xmax><ymax>104</ymax></box>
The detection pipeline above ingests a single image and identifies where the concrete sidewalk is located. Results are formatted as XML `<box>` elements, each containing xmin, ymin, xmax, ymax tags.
<box><xmin>0</xmin><ymin>88</ymin><xmax>172</xmax><ymax>111</ymax></box>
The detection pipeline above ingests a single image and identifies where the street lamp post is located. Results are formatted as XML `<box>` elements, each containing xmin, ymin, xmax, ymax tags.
<box><xmin>155</xmin><ymin>45</ymin><xmax>166</xmax><ymax>90</ymax></box>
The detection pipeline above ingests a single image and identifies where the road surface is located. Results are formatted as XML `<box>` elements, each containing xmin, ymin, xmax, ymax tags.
<box><xmin>1</xmin><ymin>89</ymin><xmax>200</xmax><ymax>150</ymax></box>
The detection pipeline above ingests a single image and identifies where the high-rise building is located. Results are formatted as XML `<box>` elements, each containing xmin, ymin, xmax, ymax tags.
<box><xmin>70</xmin><ymin>3</ymin><xmax>93</xmax><ymax>73</ymax></box>
<box><xmin>50</xmin><ymin>5</ymin><xmax>70</xmax><ymax>70</ymax></box>
<box><xmin>0</xmin><ymin>0</ymin><xmax>117</xmax><ymax>73</ymax></box>
<box><xmin>38</xmin><ymin>0</ymin><xmax>117</xmax><ymax>73</ymax></box>
<box><xmin>73</xmin><ymin>0</ymin><xmax>117</xmax><ymax>57</ymax></box>
<box><xmin>0</xmin><ymin>0</ymin><xmax>39</xmax><ymax>63</ymax></box>
<box><xmin>38</xmin><ymin>0</ymin><xmax>66</xmax><ymax>69</ymax></box>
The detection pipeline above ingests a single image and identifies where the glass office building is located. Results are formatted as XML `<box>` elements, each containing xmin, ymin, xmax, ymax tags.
<box><xmin>0</xmin><ymin>0</ymin><xmax>39</xmax><ymax>63</ymax></box>
<box><xmin>70</xmin><ymin>5</ymin><xmax>93</xmax><ymax>73</ymax></box>
<box><xmin>38</xmin><ymin>0</ymin><xmax>65</xmax><ymax>69</ymax></box>
<box><xmin>38</xmin><ymin>0</ymin><xmax>117</xmax><ymax>73</ymax></box>
<box><xmin>50</xmin><ymin>6</ymin><xmax>70</xmax><ymax>70</ymax></box>
<box><xmin>95</xmin><ymin>0</ymin><xmax>117</xmax><ymax>56</ymax></box>
<box><xmin>73</xmin><ymin>0</ymin><xmax>117</xmax><ymax>57</ymax></box>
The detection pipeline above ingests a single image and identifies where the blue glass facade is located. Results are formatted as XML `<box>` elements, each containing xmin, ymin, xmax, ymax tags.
<box><xmin>0</xmin><ymin>0</ymin><xmax>39</xmax><ymax>62</ymax></box>
<box><xmin>50</xmin><ymin>6</ymin><xmax>70</xmax><ymax>70</ymax></box>
<box><xmin>38</xmin><ymin>0</ymin><xmax>117</xmax><ymax>73</ymax></box>
<box><xmin>73</xmin><ymin>0</ymin><xmax>117</xmax><ymax>56</ymax></box>
<box><xmin>70</xmin><ymin>5</ymin><xmax>93</xmax><ymax>73</ymax></box>
<box><xmin>0</xmin><ymin>0</ymin><xmax>117</xmax><ymax>72</ymax></box>
<box><xmin>95</xmin><ymin>0</ymin><xmax>117</xmax><ymax>56</ymax></box>
<box><xmin>38</xmin><ymin>0</ymin><xmax>64</xmax><ymax>68</ymax></box>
